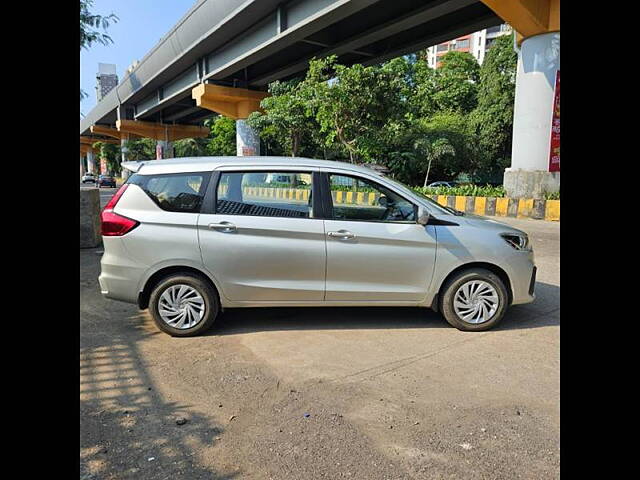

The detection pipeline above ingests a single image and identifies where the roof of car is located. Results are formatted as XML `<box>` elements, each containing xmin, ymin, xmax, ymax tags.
<box><xmin>122</xmin><ymin>156</ymin><xmax>385</xmax><ymax>177</ymax></box>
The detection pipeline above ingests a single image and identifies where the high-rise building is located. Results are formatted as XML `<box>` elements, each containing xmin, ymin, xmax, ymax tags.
<box><xmin>95</xmin><ymin>63</ymin><xmax>118</xmax><ymax>102</ymax></box>
<box><xmin>425</xmin><ymin>24</ymin><xmax>512</xmax><ymax>68</ymax></box>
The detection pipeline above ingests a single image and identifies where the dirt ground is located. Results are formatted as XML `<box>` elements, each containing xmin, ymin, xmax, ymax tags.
<box><xmin>80</xmin><ymin>217</ymin><xmax>559</xmax><ymax>480</ymax></box>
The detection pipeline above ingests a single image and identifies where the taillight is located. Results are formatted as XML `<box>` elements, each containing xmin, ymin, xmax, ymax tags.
<box><xmin>101</xmin><ymin>184</ymin><xmax>139</xmax><ymax>236</ymax></box>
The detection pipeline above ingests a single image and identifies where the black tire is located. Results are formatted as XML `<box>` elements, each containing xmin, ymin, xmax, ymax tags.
<box><xmin>439</xmin><ymin>268</ymin><xmax>509</xmax><ymax>332</ymax></box>
<box><xmin>148</xmin><ymin>273</ymin><xmax>219</xmax><ymax>337</ymax></box>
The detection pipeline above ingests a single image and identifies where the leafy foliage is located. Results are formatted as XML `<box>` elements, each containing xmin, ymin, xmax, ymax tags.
<box><xmin>80</xmin><ymin>0</ymin><xmax>118</xmax><ymax>51</ymax></box>
<box><xmin>174</xmin><ymin>137</ymin><xmax>210</xmax><ymax>157</ymax></box>
<box><xmin>414</xmin><ymin>51</ymin><xmax>480</xmax><ymax>116</ymax></box>
<box><xmin>247</xmin><ymin>79</ymin><xmax>321</xmax><ymax>157</ymax></box>
<box><xmin>467</xmin><ymin>34</ymin><xmax>518</xmax><ymax>180</ymax></box>
<box><xmin>207</xmin><ymin>116</ymin><xmax>236</xmax><ymax>156</ymax></box>
<box><xmin>413</xmin><ymin>184</ymin><xmax>506</xmax><ymax>198</ymax></box>
<box><xmin>303</xmin><ymin>55</ymin><xmax>408</xmax><ymax>163</ymax></box>
<box><xmin>93</xmin><ymin>142</ymin><xmax>121</xmax><ymax>175</ymax></box>
<box><xmin>122</xmin><ymin>138</ymin><xmax>155</xmax><ymax>161</ymax></box>
<box><xmin>248</xmin><ymin>45</ymin><xmax>516</xmax><ymax>187</ymax></box>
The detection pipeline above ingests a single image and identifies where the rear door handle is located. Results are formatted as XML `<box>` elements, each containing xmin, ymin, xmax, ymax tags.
<box><xmin>327</xmin><ymin>230</ymin><xmax>356</xmax><ymax>240</ymax></box>
<box><xmin>208</xmin><ymin>222</ymin><xmax>237</xmax><ymax>233</ymax></box>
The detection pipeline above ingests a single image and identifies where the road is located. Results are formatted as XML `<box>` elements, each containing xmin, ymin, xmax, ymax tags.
<box><xmin>81</xmin><ymin>210</ymin><xmax>559</xmax><ymax>479</ymax></box>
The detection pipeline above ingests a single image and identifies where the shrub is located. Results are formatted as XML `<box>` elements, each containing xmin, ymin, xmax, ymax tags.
<box><xmin>412</xmin><ymin>185</ymin><xmax>506</xmax><ymax>197</ymax></box>
<box><xmin>544</xmin><ymin>191</ymin><xmax>560</xmax><ymax>200</ymax></box>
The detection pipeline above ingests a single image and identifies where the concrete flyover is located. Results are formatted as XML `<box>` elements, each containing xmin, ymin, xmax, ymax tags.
<box><xmin>79</xmin><ymin>0</ymin><xmax>559</xmax><ymax>197</ymax></box>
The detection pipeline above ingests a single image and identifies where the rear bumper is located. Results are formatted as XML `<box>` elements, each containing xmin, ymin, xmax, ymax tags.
<box><xmin>98</xmin><ymin>237</ymin><xmax>146</xmax><ymax>304</ymax></box>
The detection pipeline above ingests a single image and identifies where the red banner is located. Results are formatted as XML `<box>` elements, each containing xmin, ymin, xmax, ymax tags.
<box><xmin>548</xmin><ymin>70</ymin><xmax>560</xmax><ymax>172</ymax></box>
<box><xmin>100</xmin><ymin>158</ymin><xmax>108</xmax><ymax>175</ymax></box>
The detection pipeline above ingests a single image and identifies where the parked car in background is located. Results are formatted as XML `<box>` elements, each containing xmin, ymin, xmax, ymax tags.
<box><xmin>98</xmin><ymin>175</ymin><xmax>117</xmax><ymax>188</ymax></box>
<box><xmin>82</xmin><ymin>172</ymin><xmax>96</xmax><ymax>184</ymax></box>
<box><xmin>427</xmin><ymin>181</ymin><xmax>458</xmax><ymax>188</ymax></box>
<box><xmin>99</xmin><ymin>156</ymin><xmax>536</xmax><ymax>337</ymax></box>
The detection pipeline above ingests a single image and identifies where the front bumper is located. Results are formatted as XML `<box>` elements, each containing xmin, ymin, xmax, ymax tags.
<box><xmin>505</xmin><ymin>249</ymin><xmax>536</xmax><ymax>305</ymax></box>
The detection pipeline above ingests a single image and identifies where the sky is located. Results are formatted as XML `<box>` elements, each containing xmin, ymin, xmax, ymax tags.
<box><xmin>80</xmin><ymin>0</ymin><xmax>197</xmax><ymax>116</ymax></box>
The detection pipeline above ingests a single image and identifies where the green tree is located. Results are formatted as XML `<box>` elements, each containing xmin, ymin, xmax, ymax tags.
<box><xmin>247</xmin><ymin>79</ymin><xmax>320</xmax><ymax>157</ymax></box>
<box><xmin>468</xmin><ymin>33</ymin><xmax>517</xmax><ymax>181</ymax></box>
<box><xmin>420</xmin><ymin>112</ymin><xmax>474</xmax><ymax>180</ymax></box>
<box><xmin>415</xmin><ymin>137</ymin><xmax>456</xmax><ymax>187</ymax></box>
<box><xmin>384</xmin><ymin>113</ymin><xmax>468</xmax><ymax>186</ymax></box>
<box><xmin>304</xmin><ymin>55</ymin><xmax>407</xmax><ymax>163</ymax></box>
<box><xmin>174</xmin><ymin>137</ymin><xmax>210</xmax><ymax>157</ymax></box>
<box><xmin>208</xmin><ymin>116</ymin><xmax>236</xmax><ymax>156</ymax></box>
<box><xmin>123</xmin><ymin>138</ymin><xmax>155</xmax><ymax>161</ymax></box>
<box><xmin>414</xmin><ymin>51</ymin><xmax>480</xmax><ymax>116</ymax></box>
<box><xmin>80</xmin><ymin>0</ymin><xmax>118</xmax><ymax>101</ymax></box>
<box><xmin>93</xmin><ymin>142</ymin><xmax>122</xmax><ymax>175</ymax></box>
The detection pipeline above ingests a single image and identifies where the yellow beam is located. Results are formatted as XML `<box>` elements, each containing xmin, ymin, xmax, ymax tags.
<box><xmin>90</xmin><ymin>125</ymin><xmax>144</xmax><ymax>141</ymax></box>
<box><xmin>115</xmin><ymin>119</ymin><xmax>209</xmax><ymax>141</ymax></box>
<box><xmin>481</xmin><ymin>0</ymin><xmax>559</xmax><ymax>43</ymax></box>
<box><xmin>80</xmin><ymin>136</ymin><xmax>120</xmax><ymax>146</ymax></box>
<box><xmin>192</xmin><ymin>84</ymin><xmax>268</xmax><ymax>120</ymax></box>
<box><xmin>90</xmin><ymin>125</ymin><xmax>122</xmax><ymax>139</ymax></box>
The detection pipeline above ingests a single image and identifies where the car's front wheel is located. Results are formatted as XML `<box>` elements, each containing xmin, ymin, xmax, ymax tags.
<box><xmin>148</xmin><ymin>274</ymin><xmax>219</xmax><ymax>337</ymax></box>
<box><xmin>439</xmin><ymin>268</ymin><xmax>509</xmax><ymax>331</ymax></box>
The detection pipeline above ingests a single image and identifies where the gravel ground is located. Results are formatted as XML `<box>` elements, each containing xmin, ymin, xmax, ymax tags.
<box><xmin>80</xmin><ymin>217</ymin><xmax>559</xmax><ymax>479</ymax></box>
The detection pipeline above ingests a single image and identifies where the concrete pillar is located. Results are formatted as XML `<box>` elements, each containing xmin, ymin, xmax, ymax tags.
<box><xmin>156</xmin><ymin>140</ymin><xmax>174</xmax><ymax>159</ymax></box>
<box><xmin>236</xmin><ymin>119</ymin><xmax>260</xmax><ymax>156</ymax></box>
<box><xmin>86</xmin><ymin>150</ymin><xmax>95</xmax><ymax>174</ymax></box>
<box><xmin>99</xmin><ymin>154</ymin><xmax>107</xmax><ymax>175</ymax></box>
<box><xmin>504</xmin><ymin>32</ymin><xmax>560</xmax><ymax>199</ymax></box>
<box><xmin>80</xmin><ymin>187</ymin><xmax>101</xmax><ymax>248</ymax></box>
<box><xmin>120</xmin><ymin>138</ymin><xmax>130</xmax><ymax>181</ymax></box>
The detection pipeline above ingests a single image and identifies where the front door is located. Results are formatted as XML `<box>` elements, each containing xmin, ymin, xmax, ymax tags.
<box><xmin>197</xmin><ymin>169</ymin><xmax>326</xmax><ymax>302</ymax></box>
<box><xmin>323</xmin><ymin>173</ymin><xmax>437</xmax><ymax>302</ymax></box>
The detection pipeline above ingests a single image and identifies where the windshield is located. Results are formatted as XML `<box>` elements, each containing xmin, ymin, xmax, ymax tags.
<box><xmin>381</xmin><ymin>176</ymin><xmax>455</xmax><ymax>215</ymax></box>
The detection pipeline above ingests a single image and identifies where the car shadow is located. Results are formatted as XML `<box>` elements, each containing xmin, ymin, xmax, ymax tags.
<box><xmin>209</xmin><ymin>282</ymin><xmax>559</xmax><ymax>336</ymax></box>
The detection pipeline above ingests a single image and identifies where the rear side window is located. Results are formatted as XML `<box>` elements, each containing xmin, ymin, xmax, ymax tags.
<box><xmin>216</xmin><ymin>171</ymin><xmax>313</xmax><ymax>218</ymax></box>
<box><xmin>127</xmin><ymin>172</ymin><xmax>210</xmax><ymax>213</ymax></box>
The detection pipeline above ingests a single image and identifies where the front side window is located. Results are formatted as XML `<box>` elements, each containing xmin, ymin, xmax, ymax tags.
<box><xmin>128</xmin><ymin>172</ymin><xmax>209</xmax><ymax>213</ymax></box>
<box><xmin>328</xmin><ymin>174</ymin><xmax>416</xmax><ymax>222</ymax></box>
<box><xmin>216</xmin><ymin>171</ymin><xmax>313</xmax><ymax>218</ymax></box>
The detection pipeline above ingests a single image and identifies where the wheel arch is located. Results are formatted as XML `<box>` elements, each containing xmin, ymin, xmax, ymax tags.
<box><xmin>138</xmin><ymin>264</ymin><xmax>221</xmax><ymax>310</ymax></box>
<box><xmin>433</xmin><ymin>262</ymin><xmax>513</xmax><ymax>310</ymax></box>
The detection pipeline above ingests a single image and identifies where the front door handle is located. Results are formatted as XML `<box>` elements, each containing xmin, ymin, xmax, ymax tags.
<box><xmin>208</xmin><ymin>222</ymin><xmax>237</xmax><ymax>233</ymax></box>
<box><xmin>327</xmin><ymin>230</ymin><xmax>356</xmax><ymax>240</ymax></box>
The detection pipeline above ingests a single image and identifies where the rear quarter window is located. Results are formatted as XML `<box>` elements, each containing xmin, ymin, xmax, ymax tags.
<box><xmin>127</xmin><ymin>172</ymin><xmax>211</xmax><ymax>213</ymax></box>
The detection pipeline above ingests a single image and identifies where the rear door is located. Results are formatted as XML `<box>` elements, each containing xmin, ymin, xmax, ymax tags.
<box><xmin>197</xmin><ymin>167</ymin><xmax>326</xmax><ymax>302</ymax></box>
<box><xmin>322</xmin><ymin>171</ymin><xmax>437</xmax><ymax>302</ymax></box>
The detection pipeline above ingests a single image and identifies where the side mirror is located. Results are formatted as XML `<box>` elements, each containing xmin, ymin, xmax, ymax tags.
<box><xmin>416</xmin><ymin>206</ymin><xmax>430</xmax><ymax>225</ymax></box>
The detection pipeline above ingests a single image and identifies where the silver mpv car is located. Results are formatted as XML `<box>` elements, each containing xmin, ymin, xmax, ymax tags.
<box><xmin>99</xmin><ymin>157</ymin><xmax>536</xmax><ymax>337</ymax></box>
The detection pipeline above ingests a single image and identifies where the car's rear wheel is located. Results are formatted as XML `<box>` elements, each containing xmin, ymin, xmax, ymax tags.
<box><xmin>149</xmin><ymin>274</ymin><xmax>219</xmax><ymax>337</ymax></box>
<box><xmin>439</xmin><ymin>268</ymin><xmax>509</xmax><ymax>331</ymax></box>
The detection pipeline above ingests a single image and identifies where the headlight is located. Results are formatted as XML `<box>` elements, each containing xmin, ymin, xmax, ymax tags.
<box><xmin>500</xmin><ymin>232</ymin><xmax>530</xmax><ymax>250</ymax></box>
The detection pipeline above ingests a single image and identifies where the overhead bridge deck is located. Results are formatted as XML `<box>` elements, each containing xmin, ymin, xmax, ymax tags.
<box><xmin>80</xmin><ymin>0</ymin><xmax>501</xmax><ymax>136</ymax></box>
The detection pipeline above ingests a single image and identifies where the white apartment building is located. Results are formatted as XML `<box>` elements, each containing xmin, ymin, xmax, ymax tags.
<box><xmin>425</xmin><ymin>24</ymin><xmax>512</xmax><ymax>68</ymax></box>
